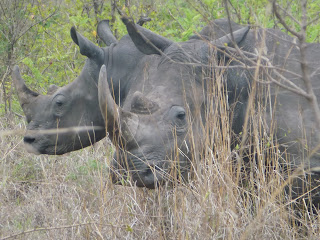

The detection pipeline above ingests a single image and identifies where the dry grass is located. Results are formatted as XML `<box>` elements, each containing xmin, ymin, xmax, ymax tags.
<box><xmin>1</xmin><ymin>84</ymin><xmax>320</xmax><ymax>240</ymax></box>
<box><xmin>3</xmin><ymin>0</ymin><xmax>320</xmax><ymax>238</ymax></box>
<box><xmin>2</xmin><ymin>29</ymin><xmax>320</xmax><ymax>239</ymax></box>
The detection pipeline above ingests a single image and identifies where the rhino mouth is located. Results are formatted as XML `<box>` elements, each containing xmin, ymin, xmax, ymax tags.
<box><xmin>110</xmin><ymin>165</ymin><xmax>168</xmax><ymax>189</ymax></box>
<box><xmin>23</xmin><ymin>140</ymin><xmax>71</xmax><ymax>155</ymax></box>
<box><xmin>23</xmin><ymin>134</ymin><xmax>75</xmax><ymax>155</ymax></box>
<box><xmin>22</xmin><ymin>126</ymin><xmax>105</xmax><ymax>155</ymax></box>
<box><xmin>111</xmin><ymin>149</ymin><xmax>190</xmax><ymax>188</ymax></box>
<box><xmin>133</xmin><ymin>165</ymin><xmax>169</xmax><ymax>188</ymax></box>
<box><xmin>23</xmin><ymin>142</ymin><xmax>41</xmax><ymax>155</ymax></box>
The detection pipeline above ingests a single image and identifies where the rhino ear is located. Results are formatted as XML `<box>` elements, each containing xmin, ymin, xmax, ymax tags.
<box><xmin>70</xmin><ymin>26</ymin><xmax>104</xmax><ymax>60</ymax></box>
<box><xmin>211</xmin><ymin>26</ymin><xmax>250</xmax><ymax>49</ymax></box>
<box><xmin>122</xmin><ymin>16</ymin><xmax>173</xmax><ymax>55</ymax></box>
<box><xmin>97</xmin><ymin>20</ymin><xmax>117</xmax><ymax>46</ymax></box>
<box><xmin>47</xmin><ymin>84</ymin><xmax>59</xmax><ymax>95</ymax></box>
<box><xmin>136</xmin><ymin>16</ymin><xmax>151</xmax><ymax>26</ymax></box>
<box><xmin>130</xmin><ymin>91</ymin><xmax>159</xmax><ymax>114</ymax></box>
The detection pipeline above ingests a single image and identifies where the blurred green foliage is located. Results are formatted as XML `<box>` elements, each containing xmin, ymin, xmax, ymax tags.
<box><xmin>0</xmin><ymin>0</ymin><xmax>319</xmax><ymax>115</ymax></box>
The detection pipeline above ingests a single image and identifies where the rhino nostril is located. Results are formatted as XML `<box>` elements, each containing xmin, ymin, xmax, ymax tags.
<box><xmin>145</xmin><ymin>166</ymin><xmax>154</xmax><ymax>176</ymax></box>
<box><xmin>24</xmin><ymin>136</ymin><xmax>36</xmax><ymax>144</ymax></box>
<box><xmin>145</xmin><ymin>164</ymin><xmax>162</xmax><ymax>177</ymax></box>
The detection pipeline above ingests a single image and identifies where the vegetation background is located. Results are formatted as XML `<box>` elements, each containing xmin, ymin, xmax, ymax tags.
<box><xmin>1</xmin><ymin>0</ymin><xmax>320</xmax><ymax>239</ymax></box>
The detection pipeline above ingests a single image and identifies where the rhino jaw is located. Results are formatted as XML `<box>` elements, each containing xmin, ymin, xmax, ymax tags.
<box><xmin>23</xmin><ymin>140</ymin><xmax>41</xmax><ymax>155</ymax></box>
<box><xmin>22</xmin><ymin>130</ymin><xmax>55</xmax><ymax>155</ymax></box>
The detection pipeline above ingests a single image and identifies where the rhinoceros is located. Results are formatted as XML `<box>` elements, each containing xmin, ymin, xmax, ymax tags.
<box><xmin>12</xmin><ymin>20</ymin><xmax>165</xmax><ymax>155</ymax></box>
<box><xmin>95</xmin><ymin>16</ymin><xmax>320</xmax><ymax>197</ymax></box>
<box><xmin>14</xmin><ymin>15</ymin><xmax>320</xmax><ymax>202</ymax></box>
<box><xmin>12</xmin><ymin>18</ymin><xmax>242</xmax><ymax>154</ymax></box>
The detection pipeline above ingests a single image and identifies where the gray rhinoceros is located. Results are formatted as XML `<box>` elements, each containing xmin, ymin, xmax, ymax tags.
<box><xmin>12</xmin><ymin>20</ymin><xmax>164</xmax><ymax>155</ymax></box>
<box><xmin>14</xmin><ymin>15</ymin><xmax>320</xmax><ymax>202</ymax></box>
<box><xmin>96</xmin><ymin>16</ymin><xmax>320</xmax><ymax>196</ymax></box>
<box><xmin>13</xmin><ymin>17</ymin><xmax>243</xmax><ymax>156</ymax></box>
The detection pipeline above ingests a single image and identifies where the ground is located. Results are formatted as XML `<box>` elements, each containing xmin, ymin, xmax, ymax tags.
<box><xmin>1</xmin><ymin>115</ymin><xmax>320</xmax><ymax>239</ymax></box>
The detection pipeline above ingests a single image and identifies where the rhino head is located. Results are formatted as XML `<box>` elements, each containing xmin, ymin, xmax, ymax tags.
<box><xmin>13</xmin><ymin>20</ymin><xmax>145</xmax><ymax>154</ymax></box>
<box><xmin>13</xmin><ymin>62</ymin><xmax>105</xmax><ymax>155</ymax></box>
<box><xmin>98</xmin><ymin>17</ymin><xmax>250</xmax><ymax>188</ymax></box>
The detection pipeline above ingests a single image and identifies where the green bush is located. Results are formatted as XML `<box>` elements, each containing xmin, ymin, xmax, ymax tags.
<box><xmin>0</xmin><ymin>0</ymin><xmax>319</xmax><ymax>115</ymax></box>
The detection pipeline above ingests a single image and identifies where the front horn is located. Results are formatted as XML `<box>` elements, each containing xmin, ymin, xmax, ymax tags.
<box><xmin>12</xmin><ymin>65</ymin><xmax>39</xmax><ymax>110</ymax></box>
<box><xmin>98</xmin><ymin>65</ymin><xmax>139</xmax><ymax>144</ymax></box>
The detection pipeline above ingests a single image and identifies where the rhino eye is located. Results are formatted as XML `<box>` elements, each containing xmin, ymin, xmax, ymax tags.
<box><xmin>54</xmin><ymin>96</ymin><xmax>65</xmax><ymax>107</ymax></box>
<box><xmin>176</xmin><ymin>111</ymin><xmax>186</xmax><ymax>120</ymax></box>
<box><xmin>52</xmin><ymin>94</ymin><xmax>67</xmax><ymax>117</ymax></box>
<box><xmin>168</xmin><ymin>106</ymin><xmax>186</xmax><ymax>127</ymax></box>
<box><xmin>56</xmin><ymin>100</ymin><xmax>63</xmax><ymax>107</ymax></box>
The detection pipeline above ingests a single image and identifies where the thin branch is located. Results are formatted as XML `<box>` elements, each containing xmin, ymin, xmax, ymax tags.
<box><xmin>306</xmin><ymin>13</ymin><xmax>320</xmax><ymax>27</ymax></box>
<box><xmin>273</xmin><ymin>2</ymin><xmax>301</xmax><ymax>25</ymax></box>
<box><xmin>271</xmin><ymin>0</ymin><xmax>320</xmax><ymax>129</ymax></box>
<box><xmin>0</xmin><ymin>66</ymin><xmax>10</xmax><ymax>85</ymax></box>
<box><xmin>14</xmin><ymin>11</ymin><xmax>57</xmax><ymax>45</ymax></box>
<box><xmin>0</xmin><ymin>0</ymin><xmax>8</xmax><ymax>20</ymax></box>
<box><xmin>298</xmin><ymin>0</ymin><xmax>320</xmax><ymax>129</ymax></box>
<box><xmin>272</xmin><ymin>1</ymin><xmax>301</xmax><ymax>39</ymax></box>
<box><xmin>0</xmin><ymin>222</ymin><xmax>126</xmax><ymax>240</ymax></box>
<box><xmin>168</xmin><ymin>9</ymin><xmax>185</xmax><ymax>31</ymax></box>
<box><xmin>227</xmin><ymin>0</ymin><xmax>242</xmax><ymax>22</ymax></box>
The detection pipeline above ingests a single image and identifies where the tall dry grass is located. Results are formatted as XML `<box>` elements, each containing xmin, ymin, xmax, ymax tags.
<box><xmin>2</xmin><ymin>4</ymin><xmax>320</xmax><ymax>237</ymax></box>
<box><xmin>1</xmin><ymin>62</ymin><xmax>320</xmax><ymax>239</ymax></box>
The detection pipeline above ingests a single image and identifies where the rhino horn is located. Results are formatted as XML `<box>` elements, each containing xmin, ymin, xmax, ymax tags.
<box><xmin>12</xmin><ymin>65</ymin><xmax>39</xmax><ymax>108</ymax></box>
<box><xmin>211</xmin><ymin>26</ymin><xmax>250</xmax><ymax>48</ymax></box>
<box><xmin>97</xmin><ymin>20</ymin><xmax>117</xmax><ymax>46</ymax></box>
<box><xmin>98</xmin><ymin>65</ymin><xmax>138</xmax><ymax>144</ymax></box>
<box><xmin>121</xmin><ymin>16</ymin><xmax>173</xmax><ymax>55</ymax></box>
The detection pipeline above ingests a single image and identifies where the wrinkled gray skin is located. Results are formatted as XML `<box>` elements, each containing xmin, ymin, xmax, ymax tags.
<box><xmin>98</xmin><ymin>16</ymin><xmax>320</xmax><ymax>197</ymax></box>
<box><xmin>14</xmin><ymin>15</ymin><xmax>320</xmax><ymax>200</ymax></box>
<box><xmin>13</xmin><ymin>20</ymin><xmax>153</xmax><ymax>155</ymax></box>
<box><xmin>98</xmin><ymin>18</ymin><xmax>251</xmax><ymax>188</ymax></box>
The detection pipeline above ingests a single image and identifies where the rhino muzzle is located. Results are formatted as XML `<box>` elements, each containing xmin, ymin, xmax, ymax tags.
<box><xmin>110</xmin><ymin>150</ymin><xmax>169</xmax><ymax>188</ymax></box>
<box><xmin>134</xmin><ymin>164</ymin><xmax>166</xmax><ymax>188</ymax></box>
